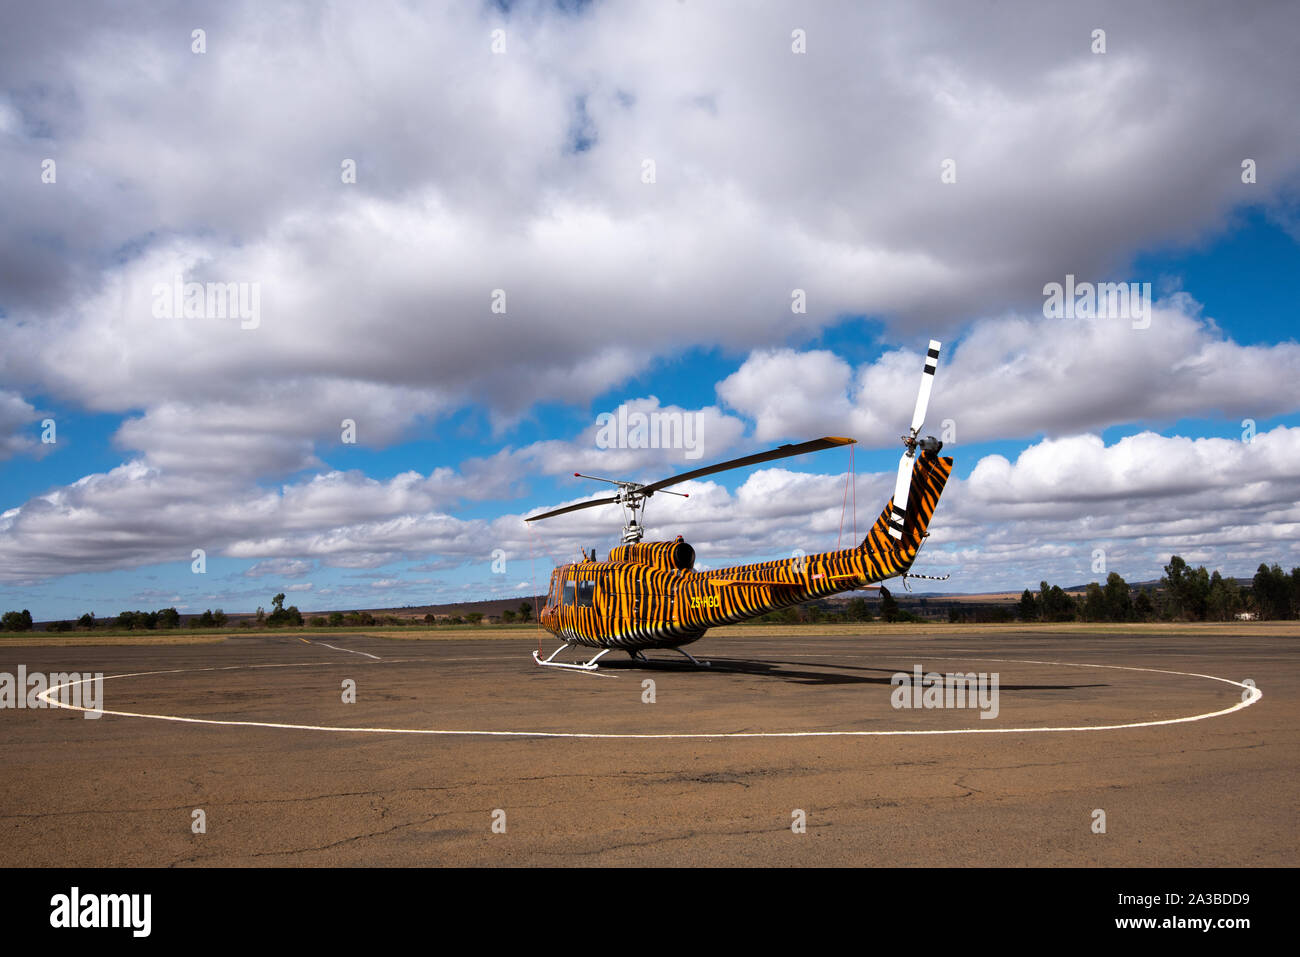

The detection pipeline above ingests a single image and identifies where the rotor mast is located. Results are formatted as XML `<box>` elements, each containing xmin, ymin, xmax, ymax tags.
<box><xmin>570</xmin><ymin>473</ymin><xmax>688</xmax><ymax>543</ymax></box>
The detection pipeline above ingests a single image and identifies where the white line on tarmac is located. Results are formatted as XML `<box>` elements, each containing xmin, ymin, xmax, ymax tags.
<box><xmin>312</xmin><ymin>641</ymin><xmax>381</xmax><ymax>660</ymax></box>
<box><xmin>35</xmin><ymin>657</ymin><xmax>1263</xmax><ymax>740</ymax></box>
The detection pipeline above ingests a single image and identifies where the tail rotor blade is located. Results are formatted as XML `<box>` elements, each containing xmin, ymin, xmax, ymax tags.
<box><xmin>889</xmin><ymin>451</ymin><xmax>912</xmax><ymax>540</ymax></box>
<box><xmin>910</xmin><ymin>339</ymin><xmax>941</xmax><ymax>434</ymax></box>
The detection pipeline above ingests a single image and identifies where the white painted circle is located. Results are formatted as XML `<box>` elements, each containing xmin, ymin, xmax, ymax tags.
<box><xmin>37</xmin><ymin>655</ymin><xmax>1263</xmax><ymax>739</ymax></box>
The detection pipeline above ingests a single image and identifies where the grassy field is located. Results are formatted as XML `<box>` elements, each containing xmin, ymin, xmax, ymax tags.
<box><xmin>0</xmin><ymin>633</ymin><xmax>229</xmax><ymax>647</ymax></box>
<box><xmin>4</xmin><ymin>619</ymin><xmax>1299</xmax><ymax>646</ymax></box>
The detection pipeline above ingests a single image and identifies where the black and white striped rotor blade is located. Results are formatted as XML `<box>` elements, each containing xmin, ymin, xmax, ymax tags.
<box><xmin>889</xmin><ymin>451</ymin><xmax>912</xmax><ymax>540</ymax></box>
<box><xmin>910</xmin><ymin>339</ymin><xmax>942</xmax><ymax>434</ymax></box>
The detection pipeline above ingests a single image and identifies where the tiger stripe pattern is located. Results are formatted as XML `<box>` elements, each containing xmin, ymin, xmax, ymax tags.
<box><xmin>539</xmin><ymin>450</ymin><xmax>953</xmax><ymax>650</ymax></box>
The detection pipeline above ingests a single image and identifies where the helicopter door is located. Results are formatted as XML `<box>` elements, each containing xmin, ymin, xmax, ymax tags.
<box><xmin>565</xmin><ymin>572</ymin><xmax>603</xmax><ymax>641</ymax></box>
<box><xmin>614</xmin><ymin>570</ymin><xmax>679</xmax><ymax>630</ymax></box>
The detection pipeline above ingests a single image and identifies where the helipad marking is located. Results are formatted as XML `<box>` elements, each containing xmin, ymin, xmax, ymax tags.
<box><xmin>36</xmin><ymin>657</ymin><xmax>1262</xmax><ymax>739</ymax></box>
<box><xmin>313</xmin><ymin>640</ymin><xmax>381</xmax><ymax>660</ymax></box>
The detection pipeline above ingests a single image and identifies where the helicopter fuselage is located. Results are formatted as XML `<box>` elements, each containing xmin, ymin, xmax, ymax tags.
<box><xmin>538</xmin><ymin>450</ymin><xmax>952</xmax><ymax>651</ymax></box>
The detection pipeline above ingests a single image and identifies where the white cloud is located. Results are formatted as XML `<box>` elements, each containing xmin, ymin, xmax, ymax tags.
<box><xmin>720</xmin><ymin>301</ymin><xmax>1300</xmax><ymax>447</ymax></box>
<box><xmin>2</xmin><ymin>1</ymin><xmax>1299</xmax><ymax>602</ymax></box>
<box><xmin>0</xmin><ymin>391</ymin><xmax>48</xmax><ymax>461</ymax></box>
<box><xmin>3</xmin><ymin>1</ymin><xmax>1299</xmax><ymax>484</ymax></box>
<box><xmin>244</xmin><ymin>558</ymin><xmax>313</xmax><ymax>579</ymax></box>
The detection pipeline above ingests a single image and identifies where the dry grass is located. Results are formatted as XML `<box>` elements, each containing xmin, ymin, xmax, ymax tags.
<box><xmin>367</xmin><ymin>627</ymin><xmax>542</xmax><ymax>641</ymax></box>
<box><xmin>0</xmin><ymin>634</ymin><xmax>229</xmax><ymax>647</ymax></box>
<box><xmin>6</xmin><ymin>620</ymin><xmax>1295</xmax><ymax>648</ymax></box>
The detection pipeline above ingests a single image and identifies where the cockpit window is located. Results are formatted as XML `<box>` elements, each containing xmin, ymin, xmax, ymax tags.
<box><xmin>561</xmin><ymin>577</ymin><xmax>597</xmax><ymax>607</ymax></box>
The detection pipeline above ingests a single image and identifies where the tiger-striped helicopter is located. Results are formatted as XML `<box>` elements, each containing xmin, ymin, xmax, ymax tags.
<box><xmin>525</xmin><ymin>339</ymin><xmax>951</xmax><ymax>670</ymax></box>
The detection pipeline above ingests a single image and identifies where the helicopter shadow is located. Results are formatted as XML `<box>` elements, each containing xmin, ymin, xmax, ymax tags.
<box><xmin>598</xmin><ymin>656</ymin><xmax>1108</xmax><ymax>690</ymax></box>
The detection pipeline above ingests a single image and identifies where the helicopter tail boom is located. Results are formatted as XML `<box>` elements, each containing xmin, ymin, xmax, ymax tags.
<box><xmin>862</xmin><ymin>449</ymin><xmax>953</xmax><ymax>572</ymax></box>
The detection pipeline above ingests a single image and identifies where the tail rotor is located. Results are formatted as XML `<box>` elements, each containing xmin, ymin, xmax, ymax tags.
<box><xmin>888</xmin><ymin>339</ymin><xmax>942</xmax><ymax>540</ymax></box>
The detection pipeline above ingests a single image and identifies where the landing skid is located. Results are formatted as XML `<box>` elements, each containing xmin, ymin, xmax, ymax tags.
<box><xmin>534</xmin><ymin>643</ymin><xmax>710</xmax><ymax>671</ymax></box>
<box><xmin>628</xmin><ymin>647</ymin><xmax>711</xmax><ymax>668</ymax></box>
<box><xmin>532</xmin><ymin>644</ymin><xmax>612</xmax><ymax>671</ymax></box>
<box><xmin>669</xmin><ymin>647</ymin><xmax>711</xmax><ymax>667</ymax></box>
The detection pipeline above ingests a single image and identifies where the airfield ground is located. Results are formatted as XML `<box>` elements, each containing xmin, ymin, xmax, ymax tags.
<box><xmin>1</xmin><ymin>625</ymin><xmax>1295</xmax><ymax>866</ymax></box>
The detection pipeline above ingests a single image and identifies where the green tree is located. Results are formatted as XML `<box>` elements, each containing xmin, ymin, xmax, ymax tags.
<box><xmin>465</xmin><ymin>612</ymin><xmax>483</xmax><ymax>625</ymax></box>
<box><xmin>1</xmin><ymin>610</ymin><xmax>33</xmax><ymax>631</ymax></box>
<box><xmin>1133</xmin><ymin>589</ymin><xmax>1155</xmax><ymax>620</ymax></box>
<box><xmin>1206</xmin><ymin>571</ymin><xmax>1240</xmax><ymax>621</ymax></box>
<box><xmin>879</xmin><ymin>587</ymin><xmax>899</xmax><ymax>623</ymax></box>
<box><xmin>1018</xmin><ymin>588</ymin><xmax>1039</xmax><ymax>622</ymax></box>
<box><xmin>845</xmin><ymin>597</ymin><xmax>872</xmax><ymax>622</ymax></box>
<box><xmin>1162</xmin><ymin>555</ymin><xmax>1189</xmax><ymax>619</ymax></box>
<box><xmin>1081</xmin><ymin>582</ymin><xmax>1106</xmax><ymax>621</ymax></box>
<box><xmin>1186</xmin><ymin>566</ymin><xmax>1211</xmax><ymax>621</ymax></box>
<box><xmin>157</xmin><ymin>607</ymin><xmax>180</xmax><ymax>629</ymax></box>
<box><xmin>266</xmin><ymin>593</ymin><xmax>303</xmax><ymax>626</ymax></box>
<box><xmin>1042</xmin><ymin>584</ymin><xmax>1074</xmax><ymax>621</ymax></box>
<box><xmin>518</xmin><ymin>601</ymin><xmax>533</xmax><ymax>622</ymax></box>
<box><xmin>77</xmin><ymin>612</ymin><xmax>96</xmax><ymax>630</ymax></box>
<box><xmin>1102</xmin><ymin>572</ymin><xmax>1131</xmax><ymax>622</ymax></box>
<box><xmin>1253</xmin><ymin>563</ymin><xmax>1293</xmax><ymax>619</ymax></box>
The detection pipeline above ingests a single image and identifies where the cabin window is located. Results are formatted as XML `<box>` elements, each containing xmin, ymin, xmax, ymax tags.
<box><xmin>561</xmin><ymin>575</ymin><xmax>598</xmax><ymax>607</ymax></box>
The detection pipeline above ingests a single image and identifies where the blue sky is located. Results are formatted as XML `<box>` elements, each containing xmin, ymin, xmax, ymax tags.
<box><xmin>2</xmin><ymin>1</ymin><xmax>1299</xmax><ymax>619</ymax></box>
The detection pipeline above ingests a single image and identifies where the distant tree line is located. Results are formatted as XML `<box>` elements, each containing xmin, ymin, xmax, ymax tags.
<box><xmin>755</xmin><ymin>588</ymin><xmax>918</xmax><ymax>624</ymax></box>
<box><xmin>9</xmin><ymin>561</ymin><xmax>1296</xmax><ymax>632</ymax></box>
<box><xmin>1018</xmin><ymin>556</ymin><xmax>1300</xmax><ymax>623</ymax></box>
<box><xmin>1</xmin><ymin>609</ymin><xmax>33</xmax><ymax>631</ymax></box>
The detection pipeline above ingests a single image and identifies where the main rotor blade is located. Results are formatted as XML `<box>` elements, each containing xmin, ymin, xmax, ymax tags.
<box><xmin>524</xmin><ymin>495</ymin><xmax>620</xmax><ymax>522</ymax></box>
<box><xmin>910</xmin><ymin>339</ymin><xmax>941</xmax><ymax>434</ymax></box>
<box><xmin>637</xmin><ymin>436</ymin><xmax>856</xmax><ymax>495</ymax></box>
<box><xmin>888</xmin><ymin>451</ymin><xmax>913</xmax><ymax>540</ymax></box>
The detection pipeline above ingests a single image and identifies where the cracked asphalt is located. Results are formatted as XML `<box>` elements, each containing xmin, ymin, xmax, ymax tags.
<box><xmin>0</xmin><ymin>630</ymin><xmax>1294</xmax><ymax>866</ymax></box>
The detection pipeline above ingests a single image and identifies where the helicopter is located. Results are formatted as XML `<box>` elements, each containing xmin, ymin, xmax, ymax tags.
<box><xmin>525</xmin><ymin>339</ymin><xmax>952</xmax><ymax>670</ymax></box>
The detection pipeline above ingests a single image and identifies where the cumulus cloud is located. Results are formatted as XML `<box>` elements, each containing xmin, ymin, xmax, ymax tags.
<box><xmin>0</xmin><ymin>391</ymin><xmax>48</xmax><ymax>461</ymax></box>
<box><xmin>244</xmin><ymin>558</ymin><xmax>314</xmax><ymax>579</ymax></box>
<box><xmin>720</xmin><ymin>300</ymin><xmax>1300</xmax><ymax>446</ymax></box>
<box><xmin>3</xmin><ymin>1</ymin><xmax>1300</xmax><ymax>480</ymax></box>
<box><xmin>2</xmin><ymin>1</ymin><xmax>1299</xmax><ymax>601</ymax></box>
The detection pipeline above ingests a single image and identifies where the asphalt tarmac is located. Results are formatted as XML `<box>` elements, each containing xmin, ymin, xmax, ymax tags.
<box><xmin>0</xmin><ymin>630</ymin><xmax>1293</xmax><ymax>866</ymax></box>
